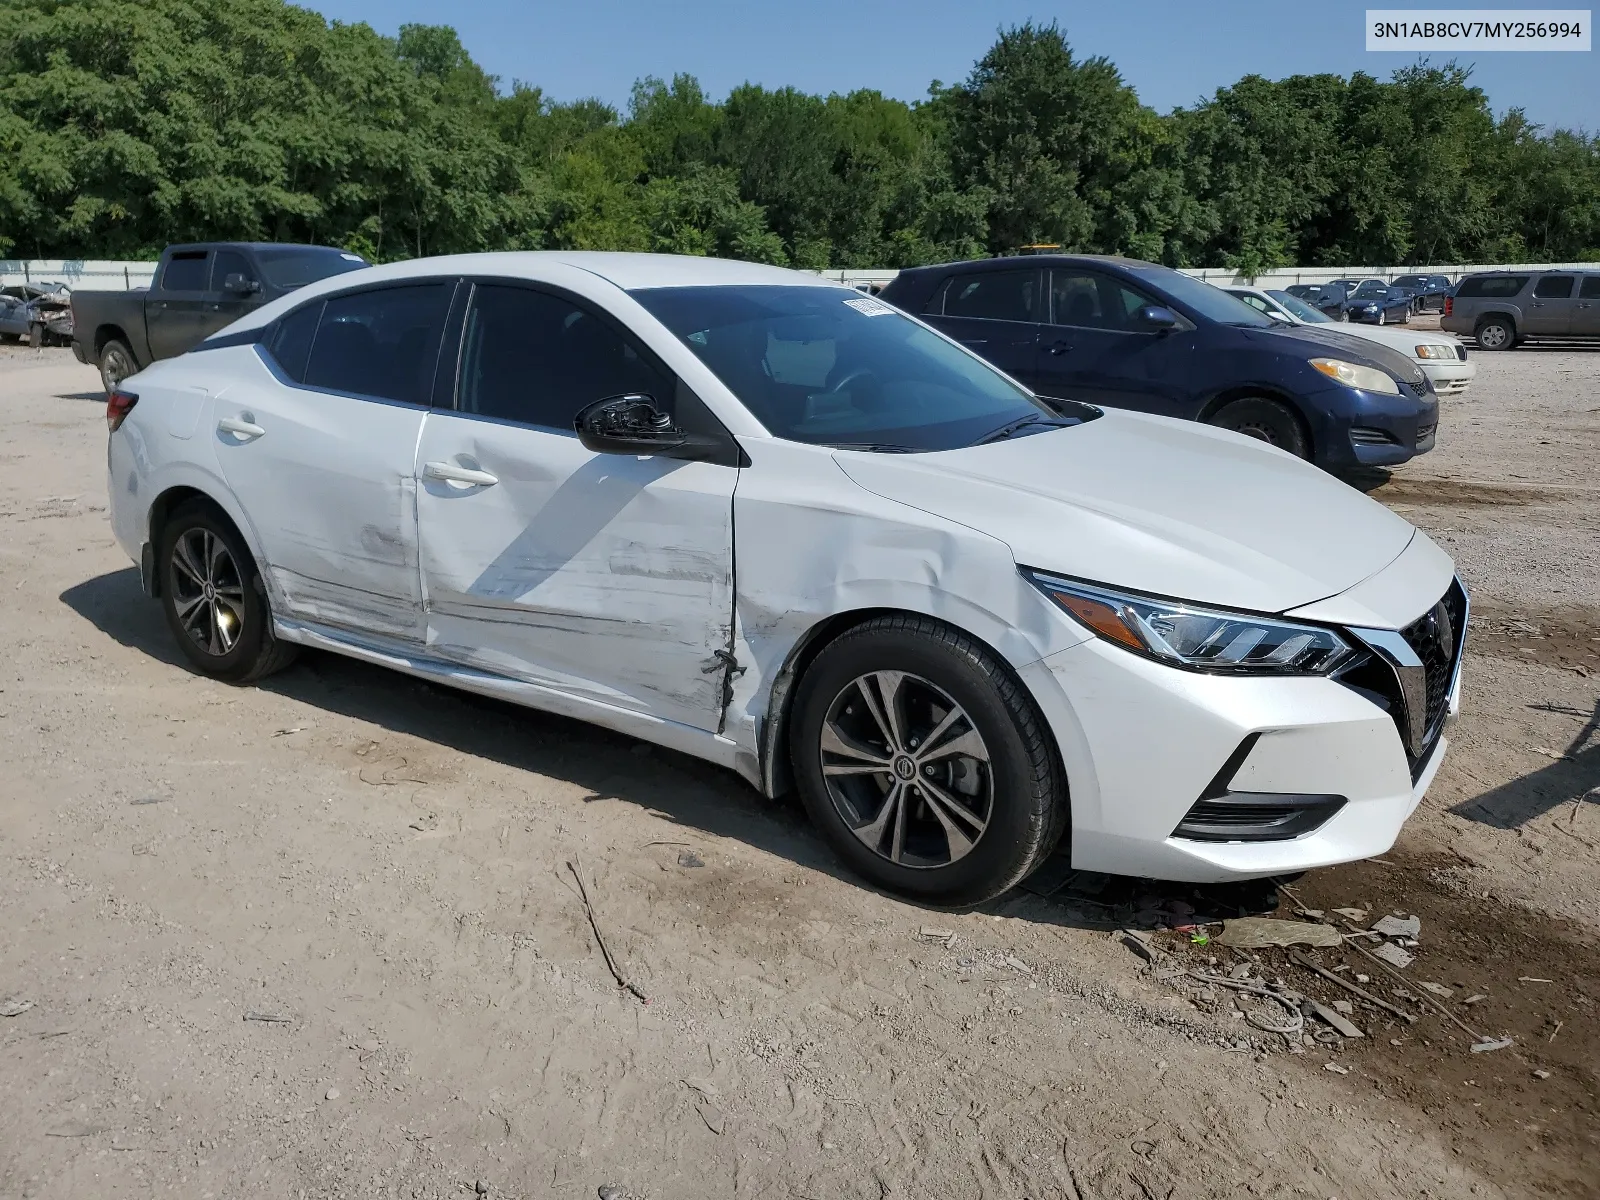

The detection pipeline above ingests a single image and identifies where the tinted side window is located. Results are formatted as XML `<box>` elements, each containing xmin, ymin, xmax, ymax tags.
<box><xmin>265</xmin><ymin>302</ymin><xmax>322</xmax><ymax>382</ymax></box>
<box><xmin>1533</xmin><ymin>275</ymin><xmax>1575</xmax><ymax>299</ymax></box>
<box><xmin>942</xmin><ymin>270</ymin><xmax>1038</xmax><ymax>322</ymax></box>
<box><xmin>1580</xmin><ymin>276</ymin><xmax>1600</xmax><ymax>300</ymax></box>
<box><xmin>920</xmin><ymin>278</ymin><xmax>950</xmax><ymax>316</ymax></box>
<box><xmin>210</xmin><ymin>250</ymin><xmax>258</xmax><ymax>291</ymax></box>
<box><xmin>162</xmin><ymin>251</ymin><xmax>210</xmax><ymax>292</ymax></box>
<box><xmin>1457</xmin><ymin>275</ymin><xmax>1529</xmax><ymax>298</ymax></box>
<box><xmin>303</xmin><ymin>283</ymin><xmax>451</xmax><ymax>404</ymax></box>
<box><xmin>458</xmin><ymin>284</ymin><xmax>675</xmax><ymax>429</ymax></box>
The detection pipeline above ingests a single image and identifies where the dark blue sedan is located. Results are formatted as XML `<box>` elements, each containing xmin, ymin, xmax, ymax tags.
<box><xmin>1313</xmin><ymin>278</ymin><xmax>1413</xmax><ymax>325</ymax></box>
<box><xmin>1391</xmin><ymin>273</ymin><xmax>1454</xmax><ymax>313</ymax></box>
<box><xmin>879</xmin><ymin>255</ymin><xmax>1437</xmax><ymax>472</ymax></box>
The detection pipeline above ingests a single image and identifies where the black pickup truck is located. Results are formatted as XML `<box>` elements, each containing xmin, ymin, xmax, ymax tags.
<box><xmin>71</xmin><ymin>242</ymin><xmax>368</xmax><ymax>393</ymax></box>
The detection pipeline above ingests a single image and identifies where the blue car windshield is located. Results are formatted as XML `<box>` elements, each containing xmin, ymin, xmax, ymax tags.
<box><xmin>1267</xmin><ymin>290</ymin><xmax>1333</xmax><ymax>323</ymax></box>
<box><xmin>1352</xmin><ymin>281</ymin><xmax>1389</xmax><ymax>300</ymax></box>
<box><xmin>1127</xmin><ymin>266</ymin><xmax>1274</xmax><ymax>327</ymax></box>
<box><xmin>630</xmin><ymin>285</ymin><xmax>1091</xmax><ymax>451</ymax></box>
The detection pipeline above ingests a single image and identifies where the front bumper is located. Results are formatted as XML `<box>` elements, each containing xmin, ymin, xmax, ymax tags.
<box><xmin>1420</xmin><ymin>358</ymin><xmax>1474</xmax><ymax>396</ymax></box>
<box><xmin>1019</xmin><ymin>580</ymin><xmax>1463</xmax><ymax>882</ymax></box>
<box><xmin>1306</xmin><ymin>380</ymin><xmax>1438</xmax><ymax>470</ymax></box>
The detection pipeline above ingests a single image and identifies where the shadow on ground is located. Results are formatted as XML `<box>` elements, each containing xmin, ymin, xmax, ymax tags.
<box><xmin>61</xmin><ymin>566</ymin><xmax>1284</xmax><ymax>929</ymax></box>
<box><xmin>1449</xmin><ymin>697</ymin><xmax>1600</xmax><ymax>829</ymax></box>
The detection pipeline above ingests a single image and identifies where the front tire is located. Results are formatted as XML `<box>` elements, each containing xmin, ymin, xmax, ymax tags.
<box><xmin>99</xmin><ymin>339</ymin><xmax>136</xmax><ymax>395</ymax></box>
<box><xmin>158</xmin><ymin>499</ymin><xmax>298</xmax><ymax>683</ymax></box>
<box><xmin>1208</xmin><ymin>396</ymin><xmax>1311</xmax><ymax>458</ymax></box>
<box><xmin>789</xmin><ymin>616</ymin><xmax>1066</xmax><ymax>905</ymax></box>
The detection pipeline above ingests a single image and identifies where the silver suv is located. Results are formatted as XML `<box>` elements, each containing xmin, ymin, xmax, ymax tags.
<box><xmin>1441</xmin><ymin>269</ymin><xmax>1600</xmax><ymax>350</ymax></box>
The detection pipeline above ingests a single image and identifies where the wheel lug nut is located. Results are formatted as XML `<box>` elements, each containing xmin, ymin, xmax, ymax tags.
<box><xmin>923</xmin><ymin>765</ymin><xmax>935</xmax><ymax>776</ymax></box>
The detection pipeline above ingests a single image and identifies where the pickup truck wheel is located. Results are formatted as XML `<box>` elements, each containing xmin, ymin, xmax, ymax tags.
<box><xmin>1475</xmin><ymin>317</ymin><xmax>1515</xmax><ymax>351</ymax></box>
<box><xmin>1208</xmin><ymin>397</ymin><xmax>1310</xmax><ymax>459</ymax></box>
<box><xmin>99</xmin><ymin>339</ymin><xmax>136</xmax><ymax>394</ymax></box>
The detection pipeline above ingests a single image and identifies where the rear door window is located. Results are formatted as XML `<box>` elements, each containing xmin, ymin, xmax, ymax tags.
<box><xmin>264</xmin><ymin>302</ymin><xmax>323</xmax><ymax>382</ymax></box>
<box><xmin>302</xmin><ymin>283</ymin><xmax>452</xmax><ymax>405</ymax></box>
<box><xmin>941</xmin><ymin>270</ymin><xmax>1039</xmax><ymax>322</ymax></box>
<box><xmin>1457</xmin><ymin>276</ymin><xmax>1529</xmax><ymax>298</ymax></box>
<box><xmin>1533</xmin><ymin>275</ymin><xmax>1575</xmax><ymax>299</ymax></box>
<box><xmin>161</xmin><ymin>251</ymin><xmax>210</xmax><ymax>293</ymax></box>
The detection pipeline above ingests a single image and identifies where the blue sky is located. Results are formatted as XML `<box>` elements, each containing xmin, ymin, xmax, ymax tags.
<box><xmin>306</xmin><ymin>0</ymin><xmax>1597</xmax><ymax>131</ymax></box>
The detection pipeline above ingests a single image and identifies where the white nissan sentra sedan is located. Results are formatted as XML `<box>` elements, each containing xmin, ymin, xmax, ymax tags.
<box><xmin>103</xmin><ymin>252</ymin><xmax>1466</xmax><ymax>904</ymax></box>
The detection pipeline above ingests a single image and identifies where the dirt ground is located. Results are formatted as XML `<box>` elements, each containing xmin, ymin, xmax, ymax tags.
<box><xmin>1</xmin><ymin>342</ymin><xmax>1596</xmax><ymax>1200</ymax></box>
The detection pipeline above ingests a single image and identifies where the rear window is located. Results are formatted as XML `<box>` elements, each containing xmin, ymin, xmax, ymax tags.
<box><xmin>162</xmin><ymin>252</ymin><xmax>210</xmax><ymax>292</ymax></box>
<box><xmin>1456</xmin><ymin>275</ymin><xmax>1529</xmax><ymax>298</ymax></box>
<box><xmin>1533</xmin><ymin>275</ymin><xmax>1575</xmax><ymax>299</ymax></box>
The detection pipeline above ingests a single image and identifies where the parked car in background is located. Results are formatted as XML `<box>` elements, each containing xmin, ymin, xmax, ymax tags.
<box><xmin>1391</xmin><ymin>274</ymin><xmax>1453</xmax><ymax>313</ymax></box>
<box><xmin>71</xmin><ymin>242</ymin><xmax>368</xmax><ymax>393</ymax></box>
<box><xmin>1312</xmin><ymin>278</ymin><xmax>1413</xmax><ymax>325</ymax></box>
<box><xmin>879</xmin><ymin>255</ymin><xmax>1437</xmax><ymax>472</ymax></box>
<box><xmin>105</xmin><ymin>251</ymin><xmax>1466</xmax><ymax>903</ymax></box>
<box><xmin>1283</xmin><ymin>284</ymin><xmax>1323</xmax><ymax>301</ymax></box>
<box><xmin>1441</xmin><ymin>269</ymin><xmax>1600</xmax><ymax>350</ymax></box>
<box><xmin>1225</xmin><ymin>286</ymin><xmax>1474</xmax><ymax>396</ymax></box>
<box><xmin>0</xmin><ymin>282</ymin><xmax>73</xmax><ymax>345</ymax></box>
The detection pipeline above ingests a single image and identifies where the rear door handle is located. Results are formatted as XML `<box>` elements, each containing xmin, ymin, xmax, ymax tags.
<box><xmin>217</xmin><ymin>416</ymin><xmax>265</xmax><ymax>440</ymax></box>
<box><xmin>424</xmin><ymin>461</ymin><xmax>499</xmax><ymax>488</ymax></box>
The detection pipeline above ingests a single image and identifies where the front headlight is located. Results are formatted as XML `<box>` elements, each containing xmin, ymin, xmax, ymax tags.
<box><xmin>1310</xmin><ymin>357</ymin><xmax>1401</xmax><ymax>395</ymax></box>
<box><xmin>1413</xmin><ymin>343</ymin><xmax>1455</xmax><ymax>360</ymax></box>
<box><xmin>1025</xmin><ymin>572</ymin><xmax>1357</xmax><ymax>676</ymax></box>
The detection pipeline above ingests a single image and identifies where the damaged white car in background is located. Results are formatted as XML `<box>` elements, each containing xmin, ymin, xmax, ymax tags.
<box><xmin>102</xmin><ymin>252</ymin><xmax>1467</xmax><ymax>903</ymax></box>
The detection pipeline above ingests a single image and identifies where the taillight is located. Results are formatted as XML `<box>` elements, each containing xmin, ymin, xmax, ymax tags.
<box><xmin>106</xmin><ymin>390</ymin><xmax>138</xmax><ymax>432</ymax></box>
<box><xmin>1443</xmin><ymin>296</ymin><xmax>1453</xmax><ymax>317</ymax></box>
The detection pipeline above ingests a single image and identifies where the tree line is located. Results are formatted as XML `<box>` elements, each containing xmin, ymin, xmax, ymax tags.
<box><xmin>2</xmin><ymin>0</ymin><xmax>1597</xmax><ymax>270</ymax></box>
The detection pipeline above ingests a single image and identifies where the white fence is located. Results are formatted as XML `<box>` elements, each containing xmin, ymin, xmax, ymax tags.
<box><xmin>7</xmin><ymin>257</ymin><xmax>1593</xmax><ymax>295</ymax></box>
<box><xmin>0</xmin><ymin>259</ymin><xmax>157</xmax><ymax>291</ymax></box>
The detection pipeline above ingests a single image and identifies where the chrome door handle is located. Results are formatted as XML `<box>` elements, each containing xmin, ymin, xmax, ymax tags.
<box><xmin>423</xmin><ymin>461</ymin><xmax>498</xmax><ymax>488</ymax></box>
<box><xmin>217</xmin><ymin>416</ymin><xmax>265</xmax><ymax>440</ymax></box>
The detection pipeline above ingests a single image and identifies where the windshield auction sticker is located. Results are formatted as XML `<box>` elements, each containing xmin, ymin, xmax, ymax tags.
<box><xmin>1367</xmin><ymin>9</ymin><xmax>1590</xmax><ymax>49</ymax></box>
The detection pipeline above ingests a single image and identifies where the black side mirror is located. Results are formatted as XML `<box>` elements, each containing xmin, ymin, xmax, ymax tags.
<box><xmin>573</xmin><ymin>392</ymin><xmax>730</xmax><ymax>466</ymax></box>
<box><xmin>223</xmin><ymin>273</ymin><xmax>260</xmax><ymax>295</ymax></box>
<box><xmin>1135</xmin><ymin>304</ymin><xmax>1178</xmax><ymax>331</ymax></box>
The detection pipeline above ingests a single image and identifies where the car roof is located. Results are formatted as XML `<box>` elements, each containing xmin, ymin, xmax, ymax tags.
<box><xmin>302</xmin><ymin>251</ymin><xmax>833</xmax><ymax>291</ymax></box>
<box><xmin>165</xmin><ymin>241</ymin><xmax>352</xmax><ymax>254</ymax></box>
<box><xmin>901</xmin><ymin>253</ymin><xmax>1162</xmax><ymax>275</ymax></box>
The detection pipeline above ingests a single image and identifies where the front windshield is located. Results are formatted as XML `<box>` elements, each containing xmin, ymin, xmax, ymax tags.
<box><xmin>630</xmin><ymin>285</ymin><xmax>1085</xmax><ymax>451</ymax></box>
<box><xmin>1130</xmin><ymin>267</ymin><xmax>1274</xmax><ymax>327</ymax></box>
<box><xmin>1351</xmin><ymin>281</ymin><xmax>1388</xmax><ymax>300</ymax></box>
<box><xmin>1267</xmin><ymin>290</ymin><xmax>1333</xmax><ymax>323</ymax></box>
<box><xmin>1393</xmin><ymin>276</ymin><xmax>1426</xmax><ymax>288</ymax></box>
<box><xmin>255</xmin><ymin>247</ymin><xmax>369</xmax><ymax>290</ymax></box>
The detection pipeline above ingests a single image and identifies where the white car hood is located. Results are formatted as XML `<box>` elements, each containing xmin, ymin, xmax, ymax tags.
<box><xmin>1305</xmin><ymin>321</ymin><xmax>1461</xmax><ymax>360</ymax></box>
<box><xmin>833</xmin><ymin>409</ymin><xmax>1419</xmax><ymax>615</ymax></box>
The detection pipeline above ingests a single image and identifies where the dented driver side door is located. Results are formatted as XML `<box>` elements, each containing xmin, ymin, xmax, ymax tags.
<box><xmin>413</xmin><ymin>280</ymin><xmax>737</xmax><ymax>732</ymax></box>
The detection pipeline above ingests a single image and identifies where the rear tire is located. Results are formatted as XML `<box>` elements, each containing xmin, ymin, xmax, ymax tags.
<box><xmin>99</xmin><ymin>339</ymin><xmax>136</xmax><ymax>395</ymax></box>
<box><xmin>789</xmin><ymin>615</ymin><xmax>1066</xmax><ymax>905</ymax></box>
<box><xmin>1208</xmin><ymin>397</ymin><xmax>1311</xmax><ymax>459</ymax></box>
<box><xmin>157</xmin><ymin>498</ymin><xmax>298</xmax><ymax>683</ymax></box>
<box><xmin>1475</xmin><ymin>316</ymin><xmax>1515</xmax><ymax>351</ymax></box>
